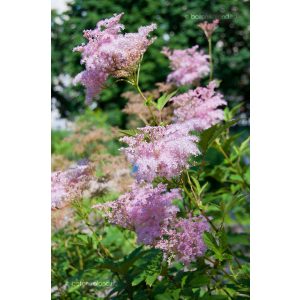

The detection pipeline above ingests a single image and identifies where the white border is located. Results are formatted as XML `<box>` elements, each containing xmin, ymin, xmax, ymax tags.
<box><xmin>0</xmin><ymin>0</ymin><xmax>51</xmax><ymax>298</ymax></box>
<box><xmin>251</xmin><ymin>0</ymin><xmax>300</xmax><ymax>299</ymax></box>
<box><xmin>0</xmin><ymin>0</ymin><xmax>299</xmax><ymax>299</ymax></box>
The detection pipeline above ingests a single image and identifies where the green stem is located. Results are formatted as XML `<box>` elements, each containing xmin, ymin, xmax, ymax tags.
<box><xmin>85</xmin><ymin>220</ymin><xmax>112</xmax><ymax>258</ymax></box>
<box><xmin>183</xmin><ymin>171</ymin><xmax>218</xmax><ymax>231</ymax></box>
<box><xmin>205</xmin><ymin>257</ymin><xmax>239</xmax><ymax>285</ymax></box>
<box><xmin>73</xmin><ymin>201</ymin><xmax>112</xmax><ymax>258</ymax></box>
<box><xmin>132</xmin><ymin>58</ymin><xmax>158</xmax><ymax>125</ymax></box>
<box><xmin>135</xmin><ymin>83</ymin><xmax>158</xmax><ymax>125</ymax></box>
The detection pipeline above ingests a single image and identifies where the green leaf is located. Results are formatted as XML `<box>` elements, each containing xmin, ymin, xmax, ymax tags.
<box><xmin>198</xmin><ymin>120</ymin><xmax>238</xmax><ymax>155</ymax></box>
<box><xmin>239</xmin><ymin>136</ymin><xmax>250</xmax><ymax>153</ymax></box>
<box><xmin>96</xmin><ymin>247</ymin><xmax>145</xmax><ymax>275</ymax></box>
<box><xmin>230</xmin><ymin>102</ymin><xmax>244</xmax><ymax>117</ymax></box>
<box><xmin>96</xmin><ymin>258</ymin><xmax>120</xmax><ymax>273</ymax></box>
<box><xmin>224</xmin><ymin>103</ymin><xmax>243</xmax><ymax>121</ymax></box>
<box><xmin>131</xmin><ymin>249</ymin><xmax>163</xmax><ymax>287</ymax></box>
<box><xmin>203</xmin><ymin>232</ymin><xmax>224</xmax><ymax>261</ymax></box>
<box><xmin>76</xmin><ymin>234</ymin><xmax>89</xmax><ymax>244</ymax></box>
<box><xmin>201</xmin><ymin>295</ymin><xmax>228</xmax><ymax>300</ymax></box>
<box><xmin>185</xmin><ymin>273</ymin><xmax>210</xmax><ymax>288</ymax></box>
<box><xmin>145</xmin><ymin>272</ymin><xmax>159</xmax><ymax>286</ymax></box>
<box><xmin>217</xmin><ymin>229</ymin><xmax>228</xmax><ymax>252</ymax></box>
<box><xmin>191</xmin><ymin>175</ymin><xmax>201</xmax><ymax>196</ymax></box>
<box><xmin>144</xmin><ymin>95</ymin><xmax>155</xmax><ymax>107</ymax></box>
<box><xmin>119</xmin><ymin>128</ymin><xmax>141</xmax><ymax>137</ymax></box>
<box><xmin>156</xmin><ymin>90</ymin><xmax>177</xmax><ymax>111</ymax></box>
<box><xmin>203</xmin><ymin>232</ymin><xmax>219</xmax><ymax>252</ymax></box>
<box><xmin>199</xmin><ymin>182</ymin><xmax>209</xmax><ymax>196</ymax></box>
<box><xmin>118</xmin><ymin>246</ymin><xmax>145</xmax><ymax>274</ymax></box>
<box><xmin>225</xmin><ymin>193</ymin><xmax>248</xmax><ymax>212</ymax></box>
<box><xmin>227</xmin><ymin>233</ymin><xmax>250</xmax><ymax>246</ymax></box>
<box><xmin>132</xmin><ymin>273</ymin><xmax>146</xmax><ymax>286</ymax></box>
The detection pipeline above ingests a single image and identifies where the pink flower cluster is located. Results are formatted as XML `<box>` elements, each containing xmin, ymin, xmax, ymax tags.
<box><xmin>162</xmin><ymin>46</ymin><xmax>210</xmax><ymax>86</ymax></box>
<box><xmin>171</xmin><ymin>81</ymin><xmax>227</xmax><ymax>131</ymax></box>
<box><xmin>120</xmin><ymin>123</ymin><xmax>200</xmax><ymax>182</ymax></box>
<box><xmin>97</xmin><ymin>184</ymin><xmax>209</xmax><ymax>264</ymax></box>
<box><xmin>51</xmin><ymin>163</ymin><xmax>93</xmax><ymax>210</ymax></box>
<box><xmin>74</xmin><ymin>13</ymin><xmax>157</xmax><ymax>103</ymax></box>
<box><xmin>198</xmin><ymin>19</ymin><xmax>219</xmax><ymax>39</ymax></box>
<box><xmin>95</xmin><ymin>183</ymin><xmax>181</xmax><ymax>244</ymax></box>
<box><xmin>67</xmin><ymin>13</ymin><xmax>227</xmax><ymax>266</ymax></box>
<box><xmin>155</xmin><ymin>216</ymin><xmax>209</xmax><ymax>265</ymax></box>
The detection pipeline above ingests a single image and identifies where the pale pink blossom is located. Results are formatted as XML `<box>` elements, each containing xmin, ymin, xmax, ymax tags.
<box><xmin>120</xmin><ymin>123</ymin><xmax>200</xmax><ymax>182</ymax></box>
<box><xmin>73</xmin><ymin>69</ymin><xmax>108</xmax><ymax>104</ymax></box>
<box><xmin>95</xmin><ymin>183</ymin><xmax>181</xmax><ymax>244</ymax></box>
<box><xmin>171</xmin><ymin>81</ymin><xmax>227</xmax><ymax>131</ymax></box>
<box><xmin>155</xmin><ymin>216</ymin><xmax>209</xmax><ymax>265</ymax></box>
<box><xmin>198</xmin><ymin>19</ymin><xmax>219</xmax><ymax>39</ymax></box>
<box><xmin>51</xmin><ymin>163</ymin><xmax>93</xmax><ymax>210</ymax></box>
<box><xmin>73</xmin><ymin>13</ymin><xmax>156</xmax><ymax>103</ymax></box>
<box><xmin>162</xmin><ymin>46</ymin><xmax>209</xmax><ymax>86</ymax></box>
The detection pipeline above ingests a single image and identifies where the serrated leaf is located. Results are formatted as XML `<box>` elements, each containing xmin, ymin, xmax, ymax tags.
<box><xmin>191</xmin><ymin>175</ymin><xmax>201</xmax><ymax>196</ymax></box>
<box><xmin>119</xmin><ymin>128</ymin><xmax>141</xmax><ymax>137</ymax></box>
<box><xmin>186</xmin><ymin>273</ymin><xmax>210</xmax><ymax>288</ymax></box>
<box><xmin>118</xmin><ymin>246</ymin><xmax>145</xmax><ymax>274</ymax></box>
<box><xmin>156</xmin><ymin>90</ymin><xmax>177</xmax><ymax>111</ymax></box>
<box><xmin>230</xmin><ymin>102</ymin><xmax>244</xmax><ymax>117</ymax></box>
<box><xmin>144</xmin><ymin>95</ymin><xmax>155</xmax><ymax>107</ymax></box>
<box><xmin>145</xmin><ymin>273</ymin><xmax>158</xmax><ymax>286</ymax></box>
<box><xmin>240</xmin><ymin>136</ymin><xmax>250</xmax><ymax>152</ymax></box>
<box><xmin>198</xmin><ymin>120</ymin><xmax>238</xmax><ymax>155</ymax></box>
<box><xmin>76</xmin><ymin>234</ymin><xmax>89</xmax><ymax>244</ymax></box>
<box><xmin>96</xmin><ymin>247</ymin><xmax>145</xmax><ymax>275</ymax></box>
<box><xmin>203</xmin><ymin>232</ymin><xmax>219</xmax><ymax>252</ymax></box>
<box><xmin>225</xmin><ymin>193</ymin><xmax>248</xmax><ymax>212</ymax></box>
<box><xmin>131</xmin><ymin>249</ymin><xmax>163</xmax><ymax>287</ymax></box>
<box><xmin>132</xmin><ymin>273</ymin><xmax>145</xmax><ymax>286</ymax></box>
<box><xmin>203</xmin><ymin>232</ymin><xmax>224</xmax><ymax>261</ymax></box>
<box><xmin>199</xmin><ymin>182</ymin><xmax>209</xmax><ymax>196</ymax></box>
<box><xmin>96</xmin><ymin>258</ymin><xmax>121</xmax><ymax>273</ymax></box>
<box><xmin>218</xmin><ymin>229</ymin><xmax>228</xmax><ymax>252</ymax></box>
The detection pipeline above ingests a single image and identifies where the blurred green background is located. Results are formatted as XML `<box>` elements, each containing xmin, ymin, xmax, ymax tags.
<box><xmin>51</xmin><ymin>0</ymin><xmax>249</xmax><ymax>127</ymax></box>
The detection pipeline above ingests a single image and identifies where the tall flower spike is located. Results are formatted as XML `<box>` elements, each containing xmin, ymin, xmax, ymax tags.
<box><xmin>95</xmin><ymin>183</ymin><xmax>181</xmax><ymax>244</ymax></box>
<box><xmin>120</xmin><ymin>123</ymin><xmax>200</xmax><ymax>182</ymax></box>
<box><xmin>73</xmin><ymin>13</ymin><xmax>157</xmax><ymax>103</ymax></box>
<box><xmin>198</xmin><ymin>19</ymin><xmax>219</xmax><ymax>39</ymax></box>
<box><xmin>170</xmin><ymin>81</ymin><xmax>227</xmax><ymax>131</ymax></box>
<box><xmin>162</xmin><ymin>46</ymin><xmax>209</xmax><ymax>86</ymax></box>
<box><xmin>51</xmin><ymin>162</ymin><xmax>93</xmax><ymax>210</ymax></box>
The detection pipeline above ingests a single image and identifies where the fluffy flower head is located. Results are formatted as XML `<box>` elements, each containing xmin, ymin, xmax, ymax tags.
<box><xmin>51</xmin><ymin>162</ymin><xmax>93</xmax><ymax>210</ymax></box>
<box><xmin>198</xmin><ymin>19</ymin><xmax>219</xmax><ymax>39</ymax></box>
<box><xmin>73</xmin><ymin>13</ymin><xmax>157</xmax><ymax>103</ymax></box>
<box><xmin>73</xmin><ymin>69</ymin><xmax>108</xmax><ymax>104</ymax></box>
<box><xmin>95</xmin><ymin>183</ymin><xmax>181</xmax><ymax>244</ymax></box>
<box><xmin>171</xmin><ymin>81</ymin><xmax>227</xmax><ymax>131</ymax></box>
<box><xmin>155</xmin><ymin>216</ymin><xmax>209</xmax><ymax>265</ymax></box>
<box><xmin>120</xmin><ymin>123</ymin><xmax>200</xmax><ymax>182</ymax></box>
<box><xmin>162</xmin><ymin>46</ymin><xmax>209</xmax><ymax>86</ymax></box>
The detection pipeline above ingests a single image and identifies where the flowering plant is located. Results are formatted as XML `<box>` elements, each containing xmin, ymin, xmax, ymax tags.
<box><xmin>52</xmin><ymin>13</ymin><xmax>250</xmax><ymax>299</ymax></box>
